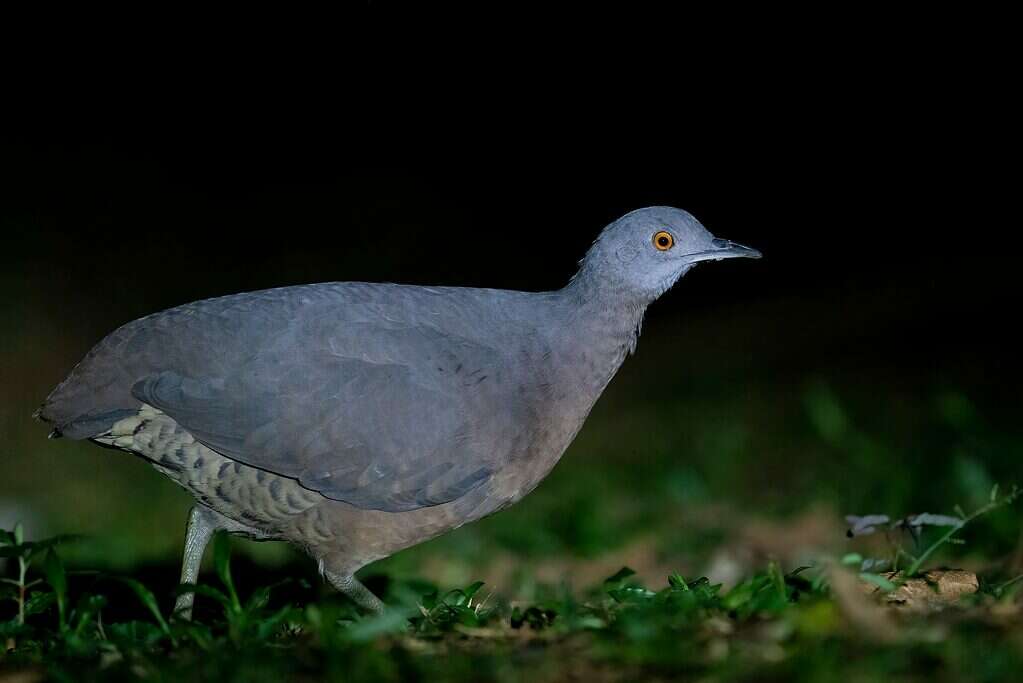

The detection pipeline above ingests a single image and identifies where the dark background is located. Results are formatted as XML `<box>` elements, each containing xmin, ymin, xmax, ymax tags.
<box><xmin>2</xmin><ymin>118</ymin><xmax>1017</xmax><ymax>387</ymax></box>
<box><xmin>1</xmin><ymin>82</ymin><xmax>1019</xmax><ymax>580</ymax></box>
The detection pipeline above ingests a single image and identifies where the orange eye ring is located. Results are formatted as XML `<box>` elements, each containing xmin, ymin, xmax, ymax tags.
<box><xmin>653</xmin><ymin>230</ymin><xmax>674</xmax><ymax>251</ymax></box>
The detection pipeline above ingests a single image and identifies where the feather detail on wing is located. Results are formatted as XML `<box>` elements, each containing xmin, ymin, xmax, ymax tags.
<box><xmin>131</xmin><ymin>328</ymin><xmax>506</xmax><ymax>512</ymax></box>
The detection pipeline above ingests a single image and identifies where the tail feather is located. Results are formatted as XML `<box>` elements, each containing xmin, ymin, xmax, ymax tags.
<box><xmin>34</xmin><ymin>403</ymin><xmax>63</xmax><ymax>438</ymax></box>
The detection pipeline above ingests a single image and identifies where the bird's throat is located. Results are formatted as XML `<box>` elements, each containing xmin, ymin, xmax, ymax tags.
<box><xmin>553</xmin><ymin>279</ymin><xmax>650</xmax><ymax>401</ymax></box>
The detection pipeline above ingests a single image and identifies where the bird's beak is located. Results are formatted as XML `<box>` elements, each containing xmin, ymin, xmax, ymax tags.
<box><xmin>683</xmin><ymin>238</ymin><xmax>762</xmax><ymax>263</ymax></box>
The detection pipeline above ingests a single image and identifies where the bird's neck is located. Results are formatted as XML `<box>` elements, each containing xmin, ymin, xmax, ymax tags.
<box><xmin>552</xmin><ymin>269</ymin><xmax>652</xmax><ymax>399</ymax></box>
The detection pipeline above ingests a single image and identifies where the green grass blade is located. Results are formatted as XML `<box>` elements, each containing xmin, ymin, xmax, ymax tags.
<box><xmin>859</xmin><ymin>572</ymin><xmax>898</xmax><ymax>592</ymax></box>
<box><xmin>118</xmin><ymin>577</ymin><xmax>172</xmax><ymax>640</ymax></box>
<box><xmin>173</xmin><ymin>583</ymin><xmax>230</xmax><ymax>606</ymax></box>
<box><xmin>41</xmin><ymin>548</ymin><xmax>68</xmax><ymax>631</ymax></box>
<box><xmin>213</xmin><ymin>532</ymin><xmax>242</xmax><ymax>615</ymax></box>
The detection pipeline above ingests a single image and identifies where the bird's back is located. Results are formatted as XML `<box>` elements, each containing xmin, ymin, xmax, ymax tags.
<box><xmin>38</xmin><ymin>282</ymin><xmax>572</xmax><ymax>512</ymax></box>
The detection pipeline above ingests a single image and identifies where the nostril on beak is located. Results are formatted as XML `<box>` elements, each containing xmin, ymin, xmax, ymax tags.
<box><xmin>710</xmin><ymin>238</ymin><xmax>762</xmax><ymax>259</ymax></box>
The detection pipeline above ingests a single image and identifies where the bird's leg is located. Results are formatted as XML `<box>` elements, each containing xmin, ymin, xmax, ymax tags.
<box><xmin>173</xmin><ymin>505</ymin><xmax>218</xmax><ymax>620</ymax></box>
<box><xmin>323</xmin><ymin>570</ymin><xmax>386</xmax><ymax>614</ymax></box>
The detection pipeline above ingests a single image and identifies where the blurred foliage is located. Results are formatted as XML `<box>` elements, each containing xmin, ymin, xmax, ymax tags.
<box><xmin>3</xmin><ymin>518</ymin><xmax>1022</xmax><ymax>682</ymax></box>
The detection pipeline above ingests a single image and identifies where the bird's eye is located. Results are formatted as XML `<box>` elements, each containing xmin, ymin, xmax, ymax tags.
<box><xmin>653</xmin><ymin>230</ymin><xmax>674</xmax><ymax>251</ymax></box>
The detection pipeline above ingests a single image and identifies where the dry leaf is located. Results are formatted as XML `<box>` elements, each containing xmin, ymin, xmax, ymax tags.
<box><xmin>862</xmin><ymin>569</ymin><xmax>978</xmax><ymax>613</ymax></box>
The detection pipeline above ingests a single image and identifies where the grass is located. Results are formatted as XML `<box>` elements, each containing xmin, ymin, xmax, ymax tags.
<box><xmin>2</xmin><ymin>424</ymin><xmax>1022</xmax><ymax>683</ymax></box>
<box><xmin>1</xmin><ymin>483</ymin><xmax>1021</xmax><ymax>683</ymax></box>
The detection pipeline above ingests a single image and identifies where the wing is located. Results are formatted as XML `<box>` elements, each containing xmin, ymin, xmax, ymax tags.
<box><xmin>40</xmin><ymin>283</ymin><xmax>546</xmax><ymax>513</ymax></box>
<box><xmin>131</xmin><ymin>319</ymin><xmax>519</xmax><ymax>513</ymax></box>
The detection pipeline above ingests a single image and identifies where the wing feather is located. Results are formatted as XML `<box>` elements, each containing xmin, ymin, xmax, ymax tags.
<box><xmin>131</xmin><ymin>325</ymin><xmax>506</xmax><ymax>512</ymax></box>
<box><xmin>42</xmin><ymin>283</ymin><xmax>543</xmax><ymax>513</ymax></box>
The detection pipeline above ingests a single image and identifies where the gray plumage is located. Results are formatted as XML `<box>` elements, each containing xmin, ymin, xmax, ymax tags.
<box><xmin>36</xmin><ymin>206</ymin><xmax>759</xmax><ymax>614</ymax></box>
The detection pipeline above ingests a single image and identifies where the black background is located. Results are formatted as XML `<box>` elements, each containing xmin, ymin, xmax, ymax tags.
<box><xmin>2</xmin><ymin>62</ymin><xmax>1018</xmax><ymax>395</ymax></box>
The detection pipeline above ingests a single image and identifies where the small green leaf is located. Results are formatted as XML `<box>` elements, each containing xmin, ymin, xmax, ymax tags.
<box><xmin>41</xmin><ymin>548</ymin><xmax>68</xmax><ymax>630</ymax></box>
<box><xmin>242</xmin><ymin>578</ymin><xmax>293</xmax><ymax>615</ymax></box>
<box><xmin>213</xmin><ymin>532</ymin><xmax>241</xmax><ymax>614</ymax></box>
<box><xmin>440</xmin><ymin>589</ymin><xmax>469</xmax><ymax>608</ymax></box>
<box><xmin>119</xmin><ymin>578</ymin><xmax>172</xmax><ymax>639</ymax></box>
<box><xmin>245</xmin><ymin>585</ymin><xmax>272</xmax><ymax>613</ymax></box>
<box><xmin>173</xmin><ymin>583</ymin><xmax>230</xmax><ymax>607</ymax></box>
<box><xmin>105</xmin><ymin>620</ymin><xmax>166</xmax><ymax>648</ymax></box>
<box><xmin>23</xmin><ymin>590</ymin><xmax>56</xmax><ymax>617</ymax></box>
<box><xmin>71</xmin><ymin>593</ymin><xmax>107</xmax><ymax>636</ymax></box>
<box><xmin>841</xmin><ymin>553</ymin><xmax>864</xmax><ymax>566</ymax></box>
<box><xmin>723</xmin><ymin>580</ymin><xmax>755</xmax><ymax>611</ymax></box>
<box><xmin>439</xmin><ymin>582</ymin><xmax>485</xmax><ymax>609</ymax></box>
<box><xmin>420</xmin><ymin>590</ymin><xmax>438</xmax><ymax>611</ymax></box>
<box><xmin>462</xmin><ymin>581</ymin><xmax>485</xmax><ymax>601</ymax></box>
<box><xmin>254</xmin><ymin>605</ymin><xmax>299</xmax><ymax>640</ymax></box>
<box><xmin>860</xmin><ymin>572</ymin><xmax>898</xmax><ymax>592</ymax></box>
<box><xmin>768</xmin><ymin>561</ymin><xmax>787</xmax><ymax>600</ymax></box>
<box><xmin>603</xmin><ymin>567</ymin><xmax>636</xmax><ymax>587</ymax></box>
<box><xmin>608</xmin><ymin>585</ymin><xmax>656</xmax><ymax>603</ymax></box>
<box><xmin>176</xmin><ymin>620</ymin><xmax>216</xmax><ymax>651</ymax></box>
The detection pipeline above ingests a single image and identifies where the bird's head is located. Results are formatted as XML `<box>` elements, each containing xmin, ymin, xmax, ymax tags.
<box><xmin>578</xmin><ymin>206</ymin><xmax>761</xmax><ymax>302</ymax></box>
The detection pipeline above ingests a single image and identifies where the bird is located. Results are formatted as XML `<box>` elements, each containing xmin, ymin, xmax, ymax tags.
<box><xmin>35</xmin><ymin>206</ymin><xmax>760</xmax><ymax>617</ymax></box>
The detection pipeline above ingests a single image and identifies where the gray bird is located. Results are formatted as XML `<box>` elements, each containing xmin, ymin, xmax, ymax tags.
<box><xmin>36</xmin><ymin>206</ymin><xmax>760</xmax><ymax>616</ymax></box>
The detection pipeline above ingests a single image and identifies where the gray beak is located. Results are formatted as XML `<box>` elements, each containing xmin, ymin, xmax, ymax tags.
<box><xmin>684</xmin><ymin>237</ymin><xmax>762</xmax><ymax>263</ymax></box>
